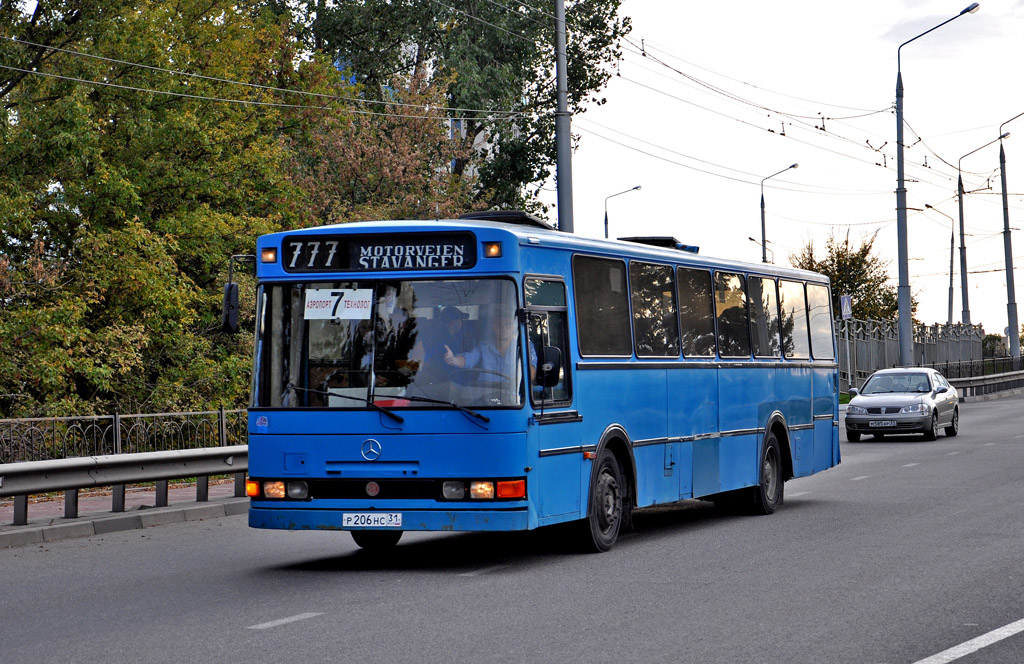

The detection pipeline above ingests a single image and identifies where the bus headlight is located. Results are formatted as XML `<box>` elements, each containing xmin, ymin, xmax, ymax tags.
<box><xmin>442</xmin><ymin>481</ymin><xmax>466</xmax><ymax>499</ymax></box>
<box><xmin>470</xmin><ymin>481</ymin><xmax>494</xmax><ymax>499</ymax></box>
<box><xmin>287</xmin><ymin>481</ymin><xmax>309</xmax><ymax>500</ymax></box>
<box><xmin>263</xmin><ymin>481</ymin><xmax>286</xmax><ymax>499</ymax></box>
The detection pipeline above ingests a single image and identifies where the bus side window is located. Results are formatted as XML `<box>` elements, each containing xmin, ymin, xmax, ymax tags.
<box><xmin>779</xmin><ymin>280</ymin><xmax>810</xmax><ymax>359</ymax></box>
<box><xmin>806</xmin><ymin>283</ymin><xmax>835</xmax><ymax>360</ymax></box>
<box><xmin>749</xmin><ymin>276</ymin><xmax>781</xmax><ymax>358</ymax></box>
<box><xmin>525</xmin><ymin>278</ymin><xmax>571</xmax><ymax>403</ymax></box>
<box><xmin>715</xmin><ymin>271</ymin><xmax>750</xmax><ymax>358</ymax></box>
<box><xmin>677</xmin><ymin>268</ymin><xmax>716</xmax><ymax>357</ymax></box>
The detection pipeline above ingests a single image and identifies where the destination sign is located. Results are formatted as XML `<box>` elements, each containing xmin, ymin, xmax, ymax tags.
<box><xmin>280</xmin><ymin>232</ymin><xmax>477</xmax><ymax>272</ymax></box>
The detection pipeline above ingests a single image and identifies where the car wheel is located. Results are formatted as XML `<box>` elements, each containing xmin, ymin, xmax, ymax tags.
<box><xmin>923</xmin><ymin>412</ymin><xmax>938</xmax><ymax>441</ymax></box>
<box><xmin>847</xmin><ymin>430</ymin><xmax>861</xmax><ymax>442</ymax></box>
<box><xmin>945</xmin><ymin>408</ymin><xmax>959</xmax><ymax>437</ymax></box>
<box><xmin>351</xmin><ymin>530</ymin><xmax>403</xmax><ymax>550</ymax></box>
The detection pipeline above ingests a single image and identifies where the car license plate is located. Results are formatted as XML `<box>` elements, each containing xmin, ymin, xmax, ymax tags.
<box><xmin>869</xmin><ymin>420</ymin><xmax>896</xmax><ymax>428</ymax></box>
<box><xmin>343</xmin><ymin>512</ymin><xmax>402</xmax><ymax>528</ymax></box>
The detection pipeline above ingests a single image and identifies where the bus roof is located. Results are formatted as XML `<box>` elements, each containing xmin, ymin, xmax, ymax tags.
<box><xmin>261</xmin><ymin>216</ymin><xmax>830</xmax><ymax>285</ymax></box>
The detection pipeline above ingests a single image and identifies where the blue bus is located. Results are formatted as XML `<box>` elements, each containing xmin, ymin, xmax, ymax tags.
<box><xmin>238</xmin><ymin>212</ymin><xmax>839</xmax><ymax>552</ymax></box>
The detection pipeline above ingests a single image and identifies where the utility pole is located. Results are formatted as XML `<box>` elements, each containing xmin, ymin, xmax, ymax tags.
<box><xmin>554</xmin><ymin>0</ymin><xmax>574</xmax><ymax>233</ymax></box>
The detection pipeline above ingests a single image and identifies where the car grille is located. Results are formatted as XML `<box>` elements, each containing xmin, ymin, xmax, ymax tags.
<box><xmin>867</xmin><ymin>407</ymin><xmax>902</xmax><ymax>414</ymax></box>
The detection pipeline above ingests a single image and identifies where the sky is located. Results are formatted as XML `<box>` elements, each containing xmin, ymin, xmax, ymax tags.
<box><xmin>541</xmin><ymin>0</ymin><xmax>1024</xmax><ymax>337</ymax></box>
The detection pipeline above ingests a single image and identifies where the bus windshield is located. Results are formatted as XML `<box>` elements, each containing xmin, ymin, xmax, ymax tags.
<box><xmin>252</xmin><ymin>278</ymin><xmax>526</xmax><ymax>409</ymax></box>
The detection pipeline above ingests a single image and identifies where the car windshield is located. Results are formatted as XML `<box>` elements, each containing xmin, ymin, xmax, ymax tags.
<box><xmin>251</xmin><ymin>278</ymin><xmax>525</xmax><ymax>409</ymax></box>
<box><xmin>861</xmin><ymin>373</ymin><xmax>931</xmax><ymax>394</ymax></box>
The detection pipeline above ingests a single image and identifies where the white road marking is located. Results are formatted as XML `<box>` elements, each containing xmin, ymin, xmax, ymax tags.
<box><xmin>913</xmin><ymin>617</ymin><xmax>1024</xmax><ymax>663</ymax></box>
<box><xmin>946</xmin><ymin>451</ymin><xmax>961</xmax><ymax>456</ymax></box>
<box><xmin>248</xmin><ymin>612</ymin><xmax>322</xmax><ymax>630</ymax></box>
<box><xmin>903</xmin><ymin>463</ymin><xmax>921</xmax><ymax>467</ymax></box>
<box><xmin>787</xmin><ymin>491</ymin><xmax>809</xmax><ymax>498</ymax></box>
<box><xmin>458</xmin><ymin>564</ymin><xmax>510</xmax><ymax>577</ymax></box>
<box><xmin>851</xmin><ymin>476</ymin><xmax>871</xmax><ymax>481</ymax></box>
<box><xmin>985</xmin><ymin>443</ymin><xmax>997</xmax><ymax>446</ymax></box>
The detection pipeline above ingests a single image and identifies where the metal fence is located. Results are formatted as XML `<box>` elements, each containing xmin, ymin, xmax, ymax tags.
<box><xmin>836</xmin><ymin>318</ymin><xmax>985</xmax><ymax>392</ymax></box>
<box><xmin>0</xmin><ymin>408</ymin><xmax>247</xmax><ymax>465</ymax></box>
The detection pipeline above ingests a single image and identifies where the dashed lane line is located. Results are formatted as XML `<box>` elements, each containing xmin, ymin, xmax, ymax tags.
<box><xmin>851</xmin><ymin>476</ymin><xmax>871</xmax><ymax>481</ymax></box>
<box><xmin>912</xmin><ymin>617</ymin><xmax>1024</xmax><ymax>663</ymax></box>
<box><xmin>248</xmin><ymin>613</ymin><xmax>323</xmax><ymax>630</ymax></box>
<box><xmin>903</xmin><ymin>463</ymin><xmax>921</xmax><ymax>467</ymax></box>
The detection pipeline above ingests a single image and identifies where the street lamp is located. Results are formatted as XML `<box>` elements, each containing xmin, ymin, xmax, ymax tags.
<box><xmin>925</xmin><ymin>204</ymin><xmax>956</xmax><ymax>325</ymax></box>
<box><xmin>999</xmin><ymin>114</ymin><xmax>1023</xmax><ymax>359</ymax></box>
<box><xmin>748</xmin><ymin>237</ymin><xmax>774</xmax><ymax>263</ymax></box>
<box><xmin>760</xmin><ymin>163</ymin><xmax>798</xmax><ymax>263</ymax></box>
<box><xmin>895</xmin><ymin>2</ymin><xmax>980</xmax><ymax>365</ymax></box>
<box><xmin>957</xmin><ymin>132</ymin><xmax>1009</xmax><ymax>325</ymax></box>
<box><xmin>604</xmin><ymin>185</ymin><xmax>641</xmax><ymax>239</ymax></box>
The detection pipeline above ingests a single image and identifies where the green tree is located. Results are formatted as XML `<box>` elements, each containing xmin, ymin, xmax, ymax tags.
<box><xmin>0</xmin><ymin>0</ymin><xmax>302</xmax><ymax>417</ymax></box>
<box><xmin>790</xmin><ymin>230</ymin><xmax>915</xmax><ymax>321</ymax></box>
<box><xmin>0</xmin><ymin>1</ymin><xmax>490</xmax><ymax>418</ymax></box>
<box><xmin>298</xmin><ymin>0</ymin><xmax>631</xmax><ymax>216</ymax></box>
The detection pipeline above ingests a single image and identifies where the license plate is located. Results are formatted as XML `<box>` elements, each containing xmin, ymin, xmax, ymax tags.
<box><xmin>343</xmin><ymin>512</ymin><xmax>402</xmax><ymax>528</ymax></box>
<box><xmin>869</xmin><ymin>420</ymin><xmax>896</xmax><ymax>428</ymax></box>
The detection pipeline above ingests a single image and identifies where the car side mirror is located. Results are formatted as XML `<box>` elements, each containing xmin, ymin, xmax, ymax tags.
<box><xmin>934</xmin><ymin>385</ymin><xmax>948</xmax><ymax>394</ymax></box>
<box><xmin>848</xmin><ymin>387</ymin><xmax>859</xmax><ymax>397</ymax></box>
<box><xmin>536</xmin><ymin>346</ymin><xmax>562</xmax><ymax>388</ymax></box>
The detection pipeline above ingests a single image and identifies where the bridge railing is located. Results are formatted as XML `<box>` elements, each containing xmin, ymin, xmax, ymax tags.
<box><xmin>0</xmin><ymin>409</ymin><xmax>248</xmax><ymax>526</ymax></box>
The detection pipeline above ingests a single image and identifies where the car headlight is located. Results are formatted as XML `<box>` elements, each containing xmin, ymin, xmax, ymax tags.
<box><xmin>847</xmin><ymin>405</ymin><xmax>867</xmax><ymax>415</ymax></box>
<box><xmin>900</xmin><ymin>403</ymin><xmax>929</xmax><ymax>413</ymax></box>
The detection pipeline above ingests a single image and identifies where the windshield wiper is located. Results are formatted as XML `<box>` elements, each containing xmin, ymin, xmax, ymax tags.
<box><xmin>285</xmin><ymin>384</ymin><xmax>404</xmax><ymax>423</ymax></box>
<box><xmin>400</xmin><ymin>395</ymin><xmax>490</xmax><ymax>423</ymax></box>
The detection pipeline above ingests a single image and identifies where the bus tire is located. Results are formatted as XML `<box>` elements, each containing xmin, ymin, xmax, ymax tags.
<box><xmin>579</xmin><ymin>447</ymin><xmax>624</xmax><ymax>553</ymax></box>
<box><xmin>351</xmin><ymin>530</ymin><xmax>403</xmax><ymax>550</ymax></box>
<box><xmin>752</xmin><ymin>433</ymin><xmax>783</xmax><ymax>515</ymax></box>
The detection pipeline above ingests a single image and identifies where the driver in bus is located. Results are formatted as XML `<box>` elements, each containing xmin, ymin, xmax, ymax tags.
<box><xmin>443</xmin><ymin>313</ymin><xmax>537</xmax><ymax>385</ymax></box>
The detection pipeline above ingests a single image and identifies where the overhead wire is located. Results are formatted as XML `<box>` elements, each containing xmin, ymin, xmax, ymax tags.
<box><xmin>0</xmin><ymin>64</ymin><xmax>519</xmax><ymax>122</ymax></box>
<box><xmin>2</xmin><ymin>35</ymin><xmax>523</xmax><ymax>117</ymax></box>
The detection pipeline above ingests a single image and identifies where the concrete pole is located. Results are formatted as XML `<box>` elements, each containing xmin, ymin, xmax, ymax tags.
<box><xmin>554</xmin><ymin>0</ymin><xmax>574</xmax><ymax>233</ymax></box>
<box><xmin>1000</xmin><ymin>140</ymin><xmax>1021</xmax><ymax>358</ymax></box>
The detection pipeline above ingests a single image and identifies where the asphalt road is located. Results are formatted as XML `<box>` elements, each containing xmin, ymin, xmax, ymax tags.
<box><xmin>2</xmin><ymin>395</ymin><xmax>1023</xmax><ymax>664</ymax></box>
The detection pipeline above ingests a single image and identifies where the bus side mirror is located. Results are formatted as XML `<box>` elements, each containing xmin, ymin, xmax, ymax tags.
<box><xmin>221</xmin><ymin>282</ymin><xmax>239</xmax><ymax>333</ymax></box>
<box><xmin>536</xmin><ymin>346</ymin><xmax>562</xmax><ymax>388</ymax></box>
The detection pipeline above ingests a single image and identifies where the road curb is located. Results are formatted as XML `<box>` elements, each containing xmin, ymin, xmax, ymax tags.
<box><xmin>0</xmin><ymin>497</ymin><xmax>249</xmax><ymax>549</ymax></box>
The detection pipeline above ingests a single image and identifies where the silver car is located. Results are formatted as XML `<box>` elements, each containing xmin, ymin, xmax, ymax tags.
<box><xmin>845</xmin><ymin>368</ymin><xmax>959</xmax><ymax>441</ymax></box>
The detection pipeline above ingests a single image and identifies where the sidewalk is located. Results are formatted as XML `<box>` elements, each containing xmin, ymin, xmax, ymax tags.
<box><xmin>0</xmin><ymin>481</ymin><xmax>248</xmax><ymax>549</ymax></box>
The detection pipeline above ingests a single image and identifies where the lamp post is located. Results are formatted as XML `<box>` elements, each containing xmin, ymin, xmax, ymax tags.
<box><xmin>1000</xmin><ymin>114</ymin><xmax>1023</xmax><ymax>359</ymax></box>
<box><xmin>925</xmin><ymin>204</ymin><xmax>956</xmax><ymax>325</ymax></box>
<box><xmin>895</xmin><ymin>2</ymin><xmax>979</xmax><ymax>365</ymax></box>
<box><xmin>604</xmin><ymin>185</ymin><xmax>641</xmax><ymax>239</ymax></box>
<box><xmin>748</xmin><ymin>237</ymin><xmax>774</xmax><ymax>263</ymax></box>
<box><xmin>957</xmin><ymin>132</ymin><xmax>1009</xmax><ymax>325</ymax></box>
<box><xmin>760</xmin><ymin>163</ymin><xmax>798</xmax><ymax>263</ymax></box>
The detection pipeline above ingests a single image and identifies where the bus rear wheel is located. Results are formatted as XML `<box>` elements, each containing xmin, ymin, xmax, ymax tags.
<box><xmin>351</xmin><ymin>530</ymin><xmax>403</xmax><ymax>550</ymax></box>
<box><xmin>751</xmin><ymin>433</ymin><xmax>783</xmax><ymax>515</ymax></box>
<box><xmin>579</xmin><ymin>448</ymin><xmax>624</xmax><ymax>553</ymax></box>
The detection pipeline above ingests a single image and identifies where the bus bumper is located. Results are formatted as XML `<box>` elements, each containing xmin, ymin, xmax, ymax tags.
<box><xmin>248</xmin><ymin>505</ymin><xmax>531</xmax><ymax>532</ymax></box>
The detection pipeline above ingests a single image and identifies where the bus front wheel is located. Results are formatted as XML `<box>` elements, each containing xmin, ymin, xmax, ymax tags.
<box><xmin>351</xmin><ymin>530</ymin><xmax>403</xmax><ymax>550</ymax></box>
<box><xmin>579</xmin><ymin>448</ymin><xmax>624</xmax><ymax>553</ymax></box>
<box><xmin>752</xmin><ymin>433</ymin><xmax>783</xmax><ymax>515</ymax></box>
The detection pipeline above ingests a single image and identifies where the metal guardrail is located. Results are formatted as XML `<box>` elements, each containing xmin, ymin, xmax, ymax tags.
<box><xmin>0</xmin><ymin>406</ymin><xmax>249</xmax><ymax>527</ymax></box>
<box><xmin>0</xmin><ymin>446</ymin><xmax>248</xmax><ymax>527</ymax></box>
<box><xmin>947</xmin><ymin>369</ymin><xmax>1024</xmax><ymax>399</ymax></box>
